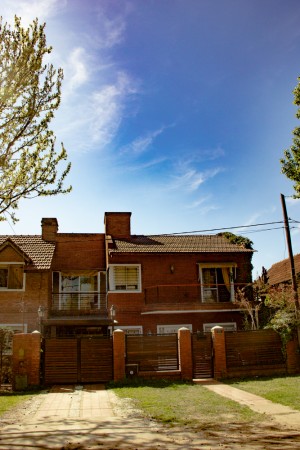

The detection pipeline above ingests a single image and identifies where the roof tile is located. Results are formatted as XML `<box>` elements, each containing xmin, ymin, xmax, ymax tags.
<box><xmin>109</xmin><ymin>234</ymin><xmax>254</xmax><ymax>253</ymax></box>
<box><xmin>0</xmin><ymin>236</ymin><xmax>55</xmax><ymax>270</ymax></box>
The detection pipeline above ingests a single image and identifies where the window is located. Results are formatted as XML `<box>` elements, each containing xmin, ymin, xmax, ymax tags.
<box><xmin>109</xmin><ymin>265</ymin><xmax>141</xmax><ymax>292</ymax></box>
<box><xmin>109</xmin><ymin>326</ymin><xmax>143</xmax><ymax>335</ymax></box>
<box><xmin>199</xmin><ymin>263</ymin><xmax>236</xmax><ymax>303</ymax></box>
<box><xmin>0</xmin><ymin>264</ymin><xmax>24</xmax><ymax>290</ymax></box>
<box><xmin>203</xmin><ymin>322</ymin><xmax>237</xmax><ymax>332</ymax></box>
<box><xmin>52</xmin><ymin>271</ymin><xmax>106</xmax><ymax>310</ymax></box>
<box><xmin>157</xmin><ymin>324</ymin><xmax>192</xmax><ymax>334</ymax></box>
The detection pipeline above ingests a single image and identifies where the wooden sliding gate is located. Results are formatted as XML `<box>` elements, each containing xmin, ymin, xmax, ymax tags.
<box><xmin>43</xmin><ymin>336</ymin><xmax>113</xmax><ymax>384</ymax></box>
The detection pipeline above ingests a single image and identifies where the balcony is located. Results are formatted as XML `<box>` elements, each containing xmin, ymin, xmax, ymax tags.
<box><xmin>144</xmin><ymin>284</ymin><xmax>247</xmax><ymax>311</ymax></box>
<box><xmin>50</xmin><ymin>293</ymin><xmax>107</xmax><ymax>317</ymax></box>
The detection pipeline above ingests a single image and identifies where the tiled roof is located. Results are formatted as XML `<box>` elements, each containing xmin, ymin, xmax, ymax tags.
<box><xmin>0</xmin><ymin>236</ymin><xmax>55</xmax><ymax>270</ymax></box>
<box><xmin>109</xmin><ymin>234</ymin><xmax>254</xmax><ymax>253</ymax></box>
<box><xmin>267</xmin><ymin>253</ymin><xmax>300</xmax><ymax>285</ymax></box>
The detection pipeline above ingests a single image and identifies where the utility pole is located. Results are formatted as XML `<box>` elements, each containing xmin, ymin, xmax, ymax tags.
<box><xmin>280</xmin><ymin>193</ymin><xmax>300</xmax><ymax>311</ymax></box>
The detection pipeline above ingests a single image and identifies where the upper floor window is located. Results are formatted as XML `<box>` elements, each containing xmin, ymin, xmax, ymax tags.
<box><xmin>199</xmin><ymin>263</ymin><xmax>236</xmax><ymax>303</ymax></box>
<box><xmin>0</xmin><ymin>264</ymin><xmax>24</xmax><ymax>290</ymax></box>
<box><xmin>109</xmin><ymin>264</ymin><xmax>141</xmax><ymax>292</ymax></box>
<box><xmin>52</xmin><ymin>271</ymin><xmax>106</xmax><ymax>310</ymax></box>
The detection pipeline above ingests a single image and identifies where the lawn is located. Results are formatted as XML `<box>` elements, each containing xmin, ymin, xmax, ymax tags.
<box><xmin>109</xmin><ymin>379</ymin><xmax>262</xmax><ymax>429</ymax></box>
<box><xmin>225</xmin><ymin>375</ymin><xmax>300</xmax><ymax>411</ymax></box>
<box><xmin>0</xmin><ymin>392</ymin><xmax>36</xmax><ymax>417</ymax></box>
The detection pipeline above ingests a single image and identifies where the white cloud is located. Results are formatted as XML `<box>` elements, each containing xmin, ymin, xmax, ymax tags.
<box><xmin>64</xmin><ymin>47</ymin><xmax>89</xmax><ymax>94</ymax></box>
<box><xmin>124</xmin><ymin>157</ymin><xmax>167</xmax><ymax>172</ymax></box>
<box><xmin>89</xmin><ymin>71</ymin><xmax>139</xmax><ymax>148</ymax></box>
<box><xmin>2</xmin><ymin>0</ymin><xmax>66</xmax><ymax>25</ymax></box>
<box><xmin>120</xmin><ymin>125</ymin><xmax>172</xmax><ymax>156</ymax></box>
<box><xmin>171</xmin><ymin>167</ymin><xmax>223</xmax><ymax>192</ymax></box>
<box><xmin>97</xmin><ymin>15</ymin><xmax>126</xmax><ymax>49</ymax></box>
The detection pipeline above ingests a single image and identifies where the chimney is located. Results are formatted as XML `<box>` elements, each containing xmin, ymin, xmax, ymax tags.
<box><xmin>41</xmin><ymin>218</ymin><xmax>58</xmax><ymax>241</ymax></box>
<box><xmin>104</xmin><ymin>212</ymin><xmax>131</xmax><ymax>239</ymax></box>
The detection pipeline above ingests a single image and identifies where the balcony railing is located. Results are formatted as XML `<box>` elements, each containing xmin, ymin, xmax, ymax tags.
<box><xmin>51</xmin><ymin>293</ymin><xmax>107</xmax><ymax>316</ymax></box>
<box><xmin>144</xmin><ymin>284</ymin><xmax>249</xmax><ymax>305</ymax></box>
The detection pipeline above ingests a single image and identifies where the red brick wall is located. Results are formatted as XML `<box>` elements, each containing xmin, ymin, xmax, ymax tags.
<box><xmin>105</xmin><ymin>212</ymin><xmax>131</xmax><ymax>239</ymax></box>
<box><xmin>0</xmin><ymin>271</ymin><xmax>50</xmax><ymax>332</ymax></box>
<box><xmin>12</xmin><ymin>332</ymin><xmax>41</xmax><ymax>390</ymax></box>
<box><xmin>52</xmin><ymin>234</ymin><xmax>106</xmax><ymax>270</ymax></box>
<box><xmin>107</xmin><ymin>251</ymin><xmax>251</xmax><ymax>332</ymax></box>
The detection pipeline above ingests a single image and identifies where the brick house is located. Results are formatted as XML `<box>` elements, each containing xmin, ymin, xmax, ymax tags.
<box><xmin>0</xmin><ymin>218</ymin><xmax>110</xmax><ymax>337</ymax></box>
<box><xmin>0</xmin><ymin>212</ymin><xmax>254</xmax><ymax>337</ymax></box>
<box><xmin>105</xmin><ymin>212</ymin><xmax>254</xmax><ymax>335</ymax></box>
<box><xmin>0</xmin><ymin>234</ymin><xmax>55</xmax><ymax>334</ymax></box>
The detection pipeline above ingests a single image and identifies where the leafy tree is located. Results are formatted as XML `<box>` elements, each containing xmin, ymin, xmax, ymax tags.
<box><xmin>264</xmin><ymin>285</ymin><xmax>300</xmax><ymax>346</ymax></box>
<box><xmin>281</xmin><ymin>76</ymin><xmax>300</xmax><ymax>196</ymax></box>
<box><xmin>0</xmin><ymin>16</ymin><xmax>71</xmax><ymax>223</ymax></box>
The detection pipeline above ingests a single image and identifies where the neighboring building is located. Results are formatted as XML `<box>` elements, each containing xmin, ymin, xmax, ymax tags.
<box><xmin>0</xmin><ymin>218</ymin><xmax>110</xmax><ymax>337</ymax></box>
<box><xmin>0</xmin><ymin>212</ymin><xmax>255</xmax><ymax>336</ymax></box>
<box><xmin>267</xmin><ymin>254</ymin><xmax>300</xmax><ymax>287</ymax></box>
<box><xmin>105</xmin><ymin>212</ymin><xmax>254</xmax><ymax>334</ymax></box>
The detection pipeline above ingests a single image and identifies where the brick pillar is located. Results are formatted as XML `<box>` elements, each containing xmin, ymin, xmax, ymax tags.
<box><xmin>178</xmin><ymin>327</ymin><xmax>193</xmax><ymax>380</ymax></box>
<box><xmin>113</xmin><ymin>329</ymin><xmax>125</xmax><ymax>382</ymax></box>
<box><xmin>211</xmin><ymin>326</ymin><xmax>227</xmax><ymax>380</ymax></box>
<box><xmin>286</xmin><ymin>335</ymin><xmax>300</xmax><ymax>374</ymax></box>
<box><xmin>12</xmin><ymin>332</ymin><xmax>41</xmax><ymax>391</ymax></box>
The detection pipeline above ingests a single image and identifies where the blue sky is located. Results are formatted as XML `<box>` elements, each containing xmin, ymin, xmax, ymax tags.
<box><xmin>2</xmin><ymin>0</ymin><xmax>300</xmax><ymax>277</ymax></box>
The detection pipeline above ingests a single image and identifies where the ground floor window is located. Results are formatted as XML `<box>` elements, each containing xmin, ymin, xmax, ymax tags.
<box><xmin>203</xmin><ymin>322</ymin><xmax>237</xmax><ymax>332</ymax></box>
<box><xmin>157</xmin><ymin>324</ymin><xmax>192</xmax><ymax>334</ymax></box>
<box><xmin>108</xmin><ymin>325</ymin><xmax>143</xmax><ymax>335</ymax></box>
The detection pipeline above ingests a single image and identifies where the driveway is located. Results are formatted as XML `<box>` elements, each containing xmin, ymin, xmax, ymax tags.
<box><xmin>0</xmin><ymin>383</ymin><xmax>300</xmax><ymax>449</ymax></box>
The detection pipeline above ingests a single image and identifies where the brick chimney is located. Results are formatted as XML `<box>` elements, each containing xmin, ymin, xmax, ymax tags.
<box><xmin>104</xmin><ymin>212</ymin><xmax>131</xmax><ymax>239</ymax></box>
<box><xmin>41</xmin><ymin>218</ymin><xmax>58</xmax><ymax>241</ymax></box>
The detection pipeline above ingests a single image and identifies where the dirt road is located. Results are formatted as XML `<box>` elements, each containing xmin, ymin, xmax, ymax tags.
<box><xmin>0</xmin><ymin>384</ymin><xmax>299</xmax><ymax>449</ymax></box>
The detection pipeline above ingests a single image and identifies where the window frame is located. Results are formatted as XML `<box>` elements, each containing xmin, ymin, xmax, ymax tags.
<box><xmin>199</xmin><ymin>263</ymin><xmax>237</xmax><ymax>303</ymax></box>
<box><xmin>52</xmin><ymin>271</ymin><xmax>104</xmax><ymax>310</ymax></box>
<box><xmin>0</xmin><ymin>263</ymin><xmax>25</xmax><ymax>291</ymax></box>
<box><xmin>203</xmin><ymin>322</ymin><xmax>237</xmax><ymax>332</ymax></box>
<box><xmin>157</xmin><ymin>324</ymin><xmax>192</xmax><ymax>334</ymax></box>
<box><xmin>108</xmin><ymin>264</ymin><xmax>142</xmax><ymax>293</ymax></box>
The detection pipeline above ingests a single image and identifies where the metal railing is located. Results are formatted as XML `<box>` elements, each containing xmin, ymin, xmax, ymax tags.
<box><xmin>51</xmin><ymin>292</ymin><xmax>107</xmax><ymax>315</ymax></box>
<box><xmin>144</xmin><ymin>283</ymin><xmax>249</xmax><ymax>304</ymax></box>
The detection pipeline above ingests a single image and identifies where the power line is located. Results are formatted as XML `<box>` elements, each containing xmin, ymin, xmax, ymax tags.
<box><xmin>157</xmin><ymin>220</ymin><xmax>285</xmax><ymax>236</ymax></box>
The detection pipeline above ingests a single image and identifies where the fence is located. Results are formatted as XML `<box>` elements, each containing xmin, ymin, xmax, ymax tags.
<box><xmin>225</xmin><ymin>330</ymin><xmax>286</xmax><ymax>377</ymax></box>
<box><xmin>126</xmin><ymin>334</ymin><xmax>179</xmax><ymax>372</ymax></box>
<box><xmin>11</xmin><ymin>327</ymin><xmax>300</xmax><ymax>389</ymax></box>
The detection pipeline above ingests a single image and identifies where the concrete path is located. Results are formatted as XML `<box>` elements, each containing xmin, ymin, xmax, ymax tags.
<box><xmin>196</xmin><ymin>379</ymin><xmax>300</xmax><ymax>429</ymax></box>
<box><xmin>0</xmin><ymin>382</ymin><xmax>299</xmax><ymax>449</ymax></box>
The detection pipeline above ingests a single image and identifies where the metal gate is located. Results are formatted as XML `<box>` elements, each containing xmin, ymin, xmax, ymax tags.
<box><xmin>43</xmin><ymin>336</ymin><xmax>113</xmax><ymax>384</ymax></box>
<box><xmin>192</xmin><ymin>332</ymin><xmax>213</xmax><ymax>378</ymax></box>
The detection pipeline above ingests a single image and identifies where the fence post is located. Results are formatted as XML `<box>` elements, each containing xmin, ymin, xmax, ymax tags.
<box><xmin>12</xmin><ymin>331</ymin><xmax>41</xmax><ymax>391</ymax></box>
<box><xmin>286</xmin><ymin>334</ymin><xmax>300</xmax><ymax>374</ymax></box>
<box><xmin>178</xmin><ymin>327</ymin><xmax>193</xmax><ymax>380</ymax></box>
<box><xmin>211</xmin><ymin>326</ymin><xmax>227</xmax><ymax>380</ymax></box>
<box><xmin>113</xmin><ymin>329</ymin><xmax>126</xmax><ymax>382</ymax></box>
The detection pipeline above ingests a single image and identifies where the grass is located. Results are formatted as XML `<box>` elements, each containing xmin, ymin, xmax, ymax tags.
<box><xmin>108</xmin><ymin>379</ymin><xmax>262</xmax><ymax>429</ymax></box>
<box><xmin>0</xmin><ymin>391</ymin><xmax>38</xmax><ymax>417</ymax></box>
<box><xmin>224</xmin><ymin>375</ymin><xmax>300</xmax><ymax>411</ymax></box>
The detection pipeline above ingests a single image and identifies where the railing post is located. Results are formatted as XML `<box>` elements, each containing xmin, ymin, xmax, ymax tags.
<box><xmin>113</xmin><ymin>329</ymin><xmax>126</xmax><ymax>382</ymax></box>
<box><xmin>178</xmin><ymin>327</ymin><xmax>193</xmax><ymax>380</ymax></box>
